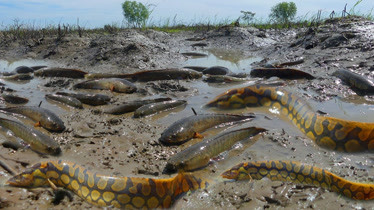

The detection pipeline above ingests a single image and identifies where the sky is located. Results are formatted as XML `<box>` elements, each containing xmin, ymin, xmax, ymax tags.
<box><xmin>0</xmin><ymin>0</ymin><xmax>373</xmax><ymax>29</ymax></box>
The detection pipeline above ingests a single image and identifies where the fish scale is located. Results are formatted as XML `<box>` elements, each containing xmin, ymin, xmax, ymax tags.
<box><xmin>6</xmin><ymin>160</ymin><xmax>210</xmax><ymax>209</ymax></box>
<box><xmin>206</xmin><ymin>84</ymin><xmax>374</xmax><ymax>152</ymax></box>
<box><xmin>221</xmin><ymin>160</ymin><xmax>374</xmax><ymax>200</ymax></box>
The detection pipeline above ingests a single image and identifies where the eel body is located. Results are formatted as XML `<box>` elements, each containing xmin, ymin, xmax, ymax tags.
<box><xmin>206</xmin><ymin>84</ymin><xmax>374</xmax><ymax>152</ymax></box>
<box><xmin>6</xmin><ymin>160</ymin><xmax>210</xmax><ymax>208</ymax></box>
<box><xmin>222</xmin><ymin>160</ymin><xmax>374</xmax><ymax>200</ymax></box>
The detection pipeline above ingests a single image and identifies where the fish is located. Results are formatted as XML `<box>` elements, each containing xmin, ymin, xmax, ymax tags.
<box><xmin>206</xmin><ymin>84</ymin><xmax>374</xmax><ymax>152</ymax></box>
<box><xmin>204</xmin><ymin>75</ymin><xmax>250</xmax><ymax>83</ymax></box>
<box><xmin>1</xmin><ymin>93</ymin><xmax>29</xmax><ymax>104</ymax></box>
<box><xmin>124</xmin><ymin>68</ymin><xmax>202</xmax><ymax>82</ymax></box>
<box><xmin>159</xmin><ymin>113</ymin><xmax>255</xmax><ymax>145</ymax></box>
<box><xmin>45</xmin><ymin>94</ymin><xmax>83</xmax><ymax>109</ymax></box>
<box><xmin>55</xmin><ymin>92</ymin><xmax>111</xmax><ymax>106</ymax></box>
<box><xmin>103</xmin><ymin>97</ymin><xmax>172</xmax><ymax>115</ymax></box>
<box><xmin>84</xmin><ymin>73</ymin><xmax>131</xmax><ymax>80</ymax></box>
<box><xmin>222</xmin><ymin>160</ymin><xmax>374</xmax><ymax>200</ymax></box>
<box><xmin>182</xmin><ymin>66</ymin><xmax>207</xmax><ymax>72</ymax></box>
<box><xmin>1</xmin><ymin>73</ymin><xmax>33</xmax><ymax>81</ymax></box>
<box><xmin>73</xmin><ymin>78</ymin><xmax>137</xmax><ymax>93</ymax></box>
<box><xmin>202</xmin><ymin>66</ymin><xmax>231</xmax><ymax>75</ymax></box>
<box><xmin>0</xmin><ymin>106</ymin><xmax>65</xmax><ymax>132</ymax></box>
<box><xmin>332</xmin><ymin>69</ymin><xmax>374</xmax><ymax>95</ymax></box>
<box><xmin>133</xmin><ymin>100</ymin><xmax>186</xmax><ymax>118</ymax></box>
<box><xmin>34</xmin><ymin>67</ymin><xmax>88</xmax><ymax>78</ymax></box>
<box><xmin>165</xmin><ymin>127</ymin><xmax>266</xmax><ymax>172</ymax></box>
<box><xmin>0</xmin><ymin>117</ymin><xmax>61</xmax><ymax>155</ymax></box>
<box><xmin>14</xmin><ymin>66</ymin><xmax>34</xmax><ymax>74</ymax></box>
<box><xmin>264</xmin><ymin>58</ymin><xmax>305</xmax><ymax>68</ymax></box>
<box><xmin>250</xmin><ymin>68</ymin><xmax>315</xmax><ymax>79</ymax></box>
<box><xmin>181</xmin><ymin>52</ymin><xmax>208</xmax><ymax>57</ymax></box>
<box><xmin>30</xmin><ymin>66</ymin><xmax>48</xmax><ymax>70</ymax></box>
<box><xmin>6</xmin><ymin>160</ymin><xmax>210</xmax><ymax>208</ymax></box>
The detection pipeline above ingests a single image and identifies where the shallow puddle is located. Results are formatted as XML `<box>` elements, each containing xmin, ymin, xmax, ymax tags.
<box><xmin>183</xmin><ymin>48</ymin><xmax>262</xmax><ymax>73</ymax></box>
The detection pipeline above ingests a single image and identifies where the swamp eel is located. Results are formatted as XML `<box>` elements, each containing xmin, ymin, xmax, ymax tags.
<box><xmin>221</xmin><ymin>160</ymin><xmax>374</xmax><ymax>200</ymax></box>
<box><xmin>205</xmin><ymin>84</ymin><xmax>374</xmax><ymax>152</ymax></box>
<box><xmin>6</xmin><ymin>160</ymin><xmax>210</xmax><ymax>208</ymax></box>
<box><xmin>34</xmin><ymin>68</ymin><xmax>87</xmax><ymax>78</ymax></box>
<box><xmin>332</xmin><ymin>69</ymin><xmax>374</xmax><ymax>95</ymax></box>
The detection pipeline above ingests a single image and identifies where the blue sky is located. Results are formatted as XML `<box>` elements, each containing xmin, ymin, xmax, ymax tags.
<box><xmin>0</xmin><ymin>0</ymin><xmax>372</xmax><ymax>28</ymax></box>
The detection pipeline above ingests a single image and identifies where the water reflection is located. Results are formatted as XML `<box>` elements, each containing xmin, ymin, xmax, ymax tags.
<box><xmin>184</xmin><ymin>48</ymin><xmax>261</xmax><ymax>73</ymax></box>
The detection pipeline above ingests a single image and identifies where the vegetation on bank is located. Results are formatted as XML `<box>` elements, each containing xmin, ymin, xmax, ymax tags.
<box><xmin>0</xmin><ymin>0</ymin><xmax>372</xmax><ymax>41</ymax></box>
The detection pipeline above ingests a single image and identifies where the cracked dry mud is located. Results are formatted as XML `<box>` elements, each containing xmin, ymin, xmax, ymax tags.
<box><xmin>0</xmin><ymin>16</ymin><xmax>374</xmax><ymax>209</ymax></box>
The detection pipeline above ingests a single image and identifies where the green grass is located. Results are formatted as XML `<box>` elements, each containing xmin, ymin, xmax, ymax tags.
<box><xmin>0</xmin><ymin>5</ymin><xmax>373</xmax><ymax>42</ymax></box>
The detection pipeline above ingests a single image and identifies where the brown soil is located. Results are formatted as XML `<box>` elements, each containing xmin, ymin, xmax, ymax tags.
<box><xmin>0</xmin><ymin>16</ymin><xmax>374</xmax><ymax>209</ymax></box>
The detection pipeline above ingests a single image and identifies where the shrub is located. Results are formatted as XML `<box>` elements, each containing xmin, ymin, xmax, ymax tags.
<box><xmin>269</xmin><ymin>2</ymin><xmax>297</xmax><ymax>24</ymax></box>
<box><xmin>121</xmin><ymin>1</ymin><xmax>152</xmax><ymax>28</ymax></box>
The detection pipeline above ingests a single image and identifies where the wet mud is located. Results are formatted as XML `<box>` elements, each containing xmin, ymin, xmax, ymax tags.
<box><xmin>0</xmin><ymin>16</ymin><xmax>374</xmax><ymax>209</ymax></box>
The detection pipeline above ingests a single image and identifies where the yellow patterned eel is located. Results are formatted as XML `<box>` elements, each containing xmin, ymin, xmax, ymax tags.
<box><xmin>221</xmin><ymin>160</ymin><xmax>374</xmax><ymax>200</ymax></box>
<box><xmin>205</xmin><ymin>84</ymin><xmax>374</xmax><ymax>152</ymax></box>
<box><xmin>6</xmin><ymin>160</ymin><xmax>210</xmax><ymax>209</ymax></box>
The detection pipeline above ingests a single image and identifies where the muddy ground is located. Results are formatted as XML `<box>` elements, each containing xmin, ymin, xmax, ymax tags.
<box><xmin>0</xmin><ymin>16</ymin><xmax>374</xmax><ymax>209</ymax></box>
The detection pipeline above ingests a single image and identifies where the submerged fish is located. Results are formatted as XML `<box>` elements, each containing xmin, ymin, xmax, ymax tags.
<box><xmin>45</xmin><ymin>94</ymin><xmax>83</xmax><ymax>109</ymax></box>
<box><xmin>1</xmin><ymin>93</ymin><xmax>29</xmax><ymax>104</ymax></box>
<box><xmin>333</xmin><ymin>69</ymin><xmax>374</xmax><ymax>95</ymax></box>
<box><xmin>181</xmin><ymin>52</ymin><xmax>208</xmax><ymax>57</ymax></box>
<box><xmin>103</xmin><ymin>97</ymin><xmax>172</xmax><ymax>115</ymax></box>
<box><xmin>73</xmin><ymin>78</ymin><xmax>137</xmax><ymax>93</ymax></box>
<box><xmin>159</xmin><ymin>113</ymin><xmax>255</xmax><ymax>145</ymax></box>
<box><xmin>34</xmin><ymin>67</ymin><xmax>87</xmax><ymax>78</ymax></box>
<box><xmin>0</xmin><ymin>117</ymin><xmax>61</xmax><ymax>155</ymax></box>
<box><xmin>250</xmin><ymin>68</ymin><xmax>315</xmax><ymax>79</ymax></box>
<box><xmin>125</xmin><ymin>68</ymin><xmax>202</xmax><ymax>82</ymax></box>
<box><xmin>165</xmin><ymin>127</ymin><xmax>266</xmax><ymax>172</ymax></box>
<box><xmin>133</xmin><ymin>100</ymin><xmax>186</xmax><ymax>118</ymax></box>
<box><xmin>0</xmin><ymin>106</ymin><xmax>65</xmax><ymax>132</ymax></box>
<box><xmin>56</xmin><ymin>92</ymin><xmax>111</xmax><ymax>106</ymax></box>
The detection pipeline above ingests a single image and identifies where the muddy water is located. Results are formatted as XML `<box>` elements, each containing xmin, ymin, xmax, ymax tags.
<box><xmin>0</xmin><ymin>54</ymin><xmax>374</xmax><ymax>209</ymax></box>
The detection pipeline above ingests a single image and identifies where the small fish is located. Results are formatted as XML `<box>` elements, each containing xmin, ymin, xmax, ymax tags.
<box><xmin>1</xmin><ymin>93</ymin><xmax>29</xmax><ymax>104</ymax></box>
<box><xmin>103</xmin><ymin>97</ymin><xmax>172</xmax><ymax>115</ymax></box>
<box><xmin>165</xmin><ymin>127</ymin><xmax>266</xmax><ymax>172</ymax></box>
<box><xmin>30</xmin><ymin>66</ymin><xmax>47</xmax><ymax>70</ymax></box>
<box><xmin>203</xmin><ymin>66</ymin><xmax>231</xmax><ymax>75</ymax></box>
<box><xmin>0</xmin><ymin>106</ymin><xmax>65</xmax><ymax>132</ymax></box>
<box><xmin>45</xmin><ymin>94</ymin><xmax>83</xmax><ymax>109</ymax></box>
<box><xmin>73</xmin><ymin>78</ymin><xmax>137</xmax><ymax>93</ymax></box>
<box><xmin>181</xmin><ymin>52</ymin><xmax>208</xmax><ymax>57</ymax></box>
<box><xmin>14</xmin><ymin>66</ymin><xmax>34</xmax><ymax>74</ymax></box>
<box><xmin>1</xmin><ymin>73</ymin><xmax>33</xmax><ymax>81</ymax></box>
<box><xmin>84</xmin><ymin>73</ymin><xmax>131</xmax><ymax>80</ymax></box>
<box><xmin>204</xmin><ymin>75</ymin><xmax>250</xmax><ymax>83</ymax></box>
<box><xmin>250</xmin><ymin>68</ymin><xmax>315</xmax><ymax>79</ymax></box>
<box><xmin>124</xmin><ymin>68</ymin><xmax>202</xmax><ymax>82</ymax></box>
<box><xmin>0</xmin><ymin>117</ymin><xmax>61</xmax><ymax>155</ymax></box>
<box><xmin>183</xmin><ymin>66</ymin><xmax>207</xmax><ymax>72</ymax></box>
<box><xmin>159</xmin><ymin>113</ymin><xmax>255</xmax><ymax>145</ymax></box>
<box><xmin>333</xmin><ymin>69</ymin><xmax>374</xmax><ymax>95</ymax></box>
<box><xmin>264</xmin><ymin>58</ymin><xmax>305</xmax><ymax>68</ymax></box>
<box><xmin>133</xmin><ymin>100</ymin><xmax>186</xmax><ymax>118</ymax></box>
<box><xmin>56</xmin><ymin>92</ymin><xmax>110</xmax><ymax>106</ymax></box>
<box><xmin>34</xmin><ymin>67</ymin><xmax>87</xmax><ymax>78</ymax></box>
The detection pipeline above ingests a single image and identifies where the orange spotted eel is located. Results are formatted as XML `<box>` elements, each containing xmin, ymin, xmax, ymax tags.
<box><xmin>206</xmin><ymin>84</ymin><xmax>374</xmax><ymax>152</ymax></box>
<box><xmin>6</xmin><ymin>160</ymin><xmax>210</xmax><ymax>208</ymax></box>
<box><xmin>221</xmin><ymin>160</ymin><xmax>374</xmax><ymax>200</ymax></box>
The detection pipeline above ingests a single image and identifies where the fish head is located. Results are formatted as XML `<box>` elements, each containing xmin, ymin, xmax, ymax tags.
<box><xmin>221</xmin><ymin>163</ymin><xmax>251</xmax><ymax>180</ymax></box>
<box><xmin>6</xmin><ymin>162</ymin><xmax>50</xmax><ymax>188</ymax></box>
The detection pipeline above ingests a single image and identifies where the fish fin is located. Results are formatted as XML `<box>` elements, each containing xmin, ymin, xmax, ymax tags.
<box><xmin>193</xmin><ymin>132</ymin><xmax>204</xmax><ymax>138</ymax></box>
<box><xmin>110</xmin><ymin>85</ymin><xmax>115</xmax><ymax>91</ymax></box>
<box><xmin>47</xmin><ymin>178</ymin><xmax>58</xmax><ymax>190</ymax></box>
<box><xmin>34</xmin><ymin>121</ymin><xmax>41</xmax><ymax>127</ymax></box>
